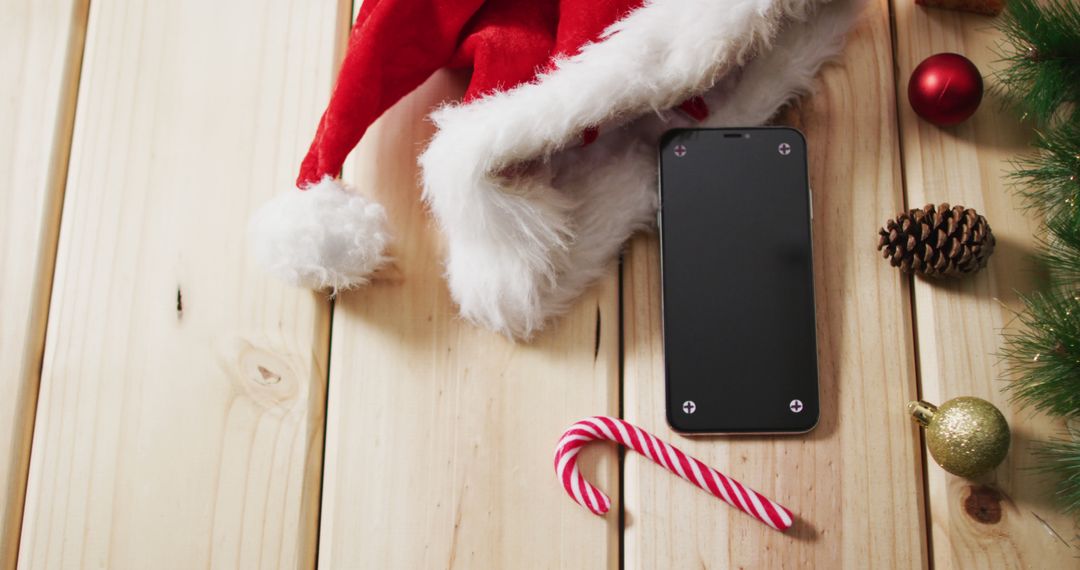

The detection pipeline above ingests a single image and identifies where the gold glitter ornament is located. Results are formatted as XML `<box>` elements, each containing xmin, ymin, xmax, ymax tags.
<box><xmin>908</xmin><ymin>397</ymin><xmax>1010</xmax><ymax>478</ymax></box>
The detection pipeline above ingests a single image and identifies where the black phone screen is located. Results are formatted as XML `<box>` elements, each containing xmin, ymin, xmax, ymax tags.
<box><xmin>659</xmin><ymin>128</ymin><xmax>818</xmax><ymax>433</ymax></box>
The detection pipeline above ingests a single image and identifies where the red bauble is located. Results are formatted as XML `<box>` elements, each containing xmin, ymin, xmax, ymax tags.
<box><xmin>908</xmin><ymin>53</ymin><xmax>983</xmax><ymax>126</ymax></box>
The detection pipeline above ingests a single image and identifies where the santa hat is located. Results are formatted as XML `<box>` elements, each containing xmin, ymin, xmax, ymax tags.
<box><xmin>250</xmin><ymin>0</ymin><xmax>862</xmax><ymax>338</ymax></box>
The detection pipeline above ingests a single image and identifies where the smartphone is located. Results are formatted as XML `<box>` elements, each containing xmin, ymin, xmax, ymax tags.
<box><xmin>659</xmin><ymin>127</ymin><xmax>819</xmax><ymax>434</ymax></box>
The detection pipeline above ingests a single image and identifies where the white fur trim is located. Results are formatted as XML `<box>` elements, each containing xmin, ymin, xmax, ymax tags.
<box><xmin>544</xmin><ymin>0</ymin><xmax>862</xmax><ymax>312</ymax></box>
<box><xmin>249</xmin><ymin>176</ymin><xmax>389</xmax><ymax>291</ymax></box>
<box><xmin>421</xmin><ymin>0</ymin><xmax>861</xmax><ymax>338</ymax></box>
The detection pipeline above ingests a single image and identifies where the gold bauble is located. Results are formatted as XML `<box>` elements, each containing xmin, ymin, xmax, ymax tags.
<box><xmin>908</xmin><ymin>397</ymin><xmax>1010</xmax><ymax>478</ymax></box>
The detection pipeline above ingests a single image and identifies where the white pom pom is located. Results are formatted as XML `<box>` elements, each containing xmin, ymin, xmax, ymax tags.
<box><xmin>249</xmin><ymin>176</ymin><xmax>389</xmax><ymax>291</ymax></box>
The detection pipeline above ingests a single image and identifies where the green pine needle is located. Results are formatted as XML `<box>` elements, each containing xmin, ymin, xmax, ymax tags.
<box><xmin>1032</xmin><ymin>438</ymin><xmax>1080</xmax><ymax>515</ymax></box>
<box><xmin>1002</xmin><ymin>291</ymin><xmax>1080</xmax><ymax>419</ymax></box>
<box><xmin>1038</xmin><ymin>214</ymin><xmax>1080</xmax><ymax>286</ymax></box>
<box><xmin>994</xmin><ymin>0</ymin><xmax>1080</xmax><ymax>123</ymax></box>
<box><xmin>1010</xmin><ymin>120</ymin><xmax>1080</xmax><ymax>219</ymax></box>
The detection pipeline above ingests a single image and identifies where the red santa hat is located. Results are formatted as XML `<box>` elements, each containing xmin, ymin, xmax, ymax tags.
<box><xmin>250</xmin><ymin>0</ymin><xmax>862</xmax><ymax>338</ymax></box>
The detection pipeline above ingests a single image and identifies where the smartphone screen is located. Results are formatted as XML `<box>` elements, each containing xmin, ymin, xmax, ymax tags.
<box><xmin>659</xmin><ymin>127</ymin><xmax>818</xmax><ymax>434</ymax></box>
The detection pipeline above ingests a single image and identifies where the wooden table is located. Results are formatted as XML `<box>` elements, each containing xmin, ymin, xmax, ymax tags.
<box><xmin>3</xmin><ymin>0</ymin><xmax>1077</xmax><ymax>567</ymax></box>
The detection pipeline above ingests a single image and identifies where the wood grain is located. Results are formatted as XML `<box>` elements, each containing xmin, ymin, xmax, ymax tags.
<box><xmin>893</xmin><ymin>3</ymin><xmax>1080</xmax><ymax>567</ymax></box>
<box><xmin>622</xmin><ymin>0</ymin><xmax>929</xmax><ymax>566</ymax></box>
<box><xmin>317</xmin><ymin>37</ymin><xmax>620</xmax><ymax>570</ymax></box>
<box><xmin>17</xmin><ymin>1</ymin><xmax>344</xmax><ymax>567</ymax></box>
<box><xmin>0</xmin><ymin>0</ymin><xmax>88</xmax><ymax>566</ymax></box>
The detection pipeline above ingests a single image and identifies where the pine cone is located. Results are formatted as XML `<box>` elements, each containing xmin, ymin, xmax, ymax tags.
<box><xmin>877</xmin><ymin>203</ymin><xmax>995</xmax><ymax>278</ymax></box>
<box><xmin>915</xmin><ymin>0</ymin><xmax>1004</xmax><ymax>17</ymax></box>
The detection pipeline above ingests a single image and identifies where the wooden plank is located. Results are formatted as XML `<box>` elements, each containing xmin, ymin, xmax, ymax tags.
<box><xmin>0</xmin><ymin>0</ymin><xmax>87</xmax><ymax>566</ymax></box>
<box><xmin>17</xmin><ymin>1</ymin><xmax>345</xmax><ymax>567</ymax></box>
<box><xmin>893</xmin><ymin>3</ymin><xmax>1079</xmax><ymax>567</ymax></box>
<box><xmin>317</xmin><ymin>41</ymin><xmax>620</xmax><ymax>570</ymax></box>
<box><xmin>622</xmin><ymin>0</ymin><xmax>929</xmax><ymax>566</ymax></box>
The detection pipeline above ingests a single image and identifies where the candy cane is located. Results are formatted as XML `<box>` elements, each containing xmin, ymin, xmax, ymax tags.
<box><xmin>554</xmin><ymin>416</ymin><xmax>793</xmax><ymax>532</ymax></box>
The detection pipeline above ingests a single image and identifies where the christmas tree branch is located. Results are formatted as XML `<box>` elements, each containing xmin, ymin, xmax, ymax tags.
<box><xmin>994</xmin><ymin>0</ymin><xmax>1080</xmax><ymax>123</ymax></box>
<box><xmin>1002</xmin><ymin>291</ymin><xmax>1080</xmax><ymax>419</ymax></box>
<box><xmin>1010</xmin><ymin>121</ymin><xmax>1080</xmax><ymax>220</ymax></box>
<box><xmin>1039</xmin><ymin>214</ymin><xmax>1080</xmax><ymax>286</ymax></box>
<box><xmin>1033</xmin><ymin>437</ymin><xmax>1080</xmax><ymax>515</ymax></box>
<box><xmin>996</xmin><ymin>0</ymin><xmax>1080</xmax><ymax>520</ymax></box>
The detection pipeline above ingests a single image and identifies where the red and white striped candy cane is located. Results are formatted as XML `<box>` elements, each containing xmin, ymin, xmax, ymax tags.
<box><xmin>554</xmin><ymin>416</ymin><xmax>793</xmax><ymax>532</ymax></box>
